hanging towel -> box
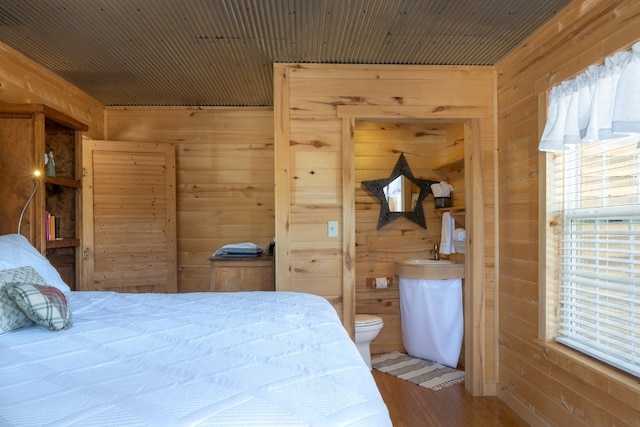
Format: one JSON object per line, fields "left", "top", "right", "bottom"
{"left": 440, "top": 212, "right": 456, "bottom": 255}
{"left": 453, "top": 228, "right": 466, "bottom": 241}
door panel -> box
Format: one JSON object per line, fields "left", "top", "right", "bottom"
{"left": 82, "top": 140, "right": 177, "bottom": 293}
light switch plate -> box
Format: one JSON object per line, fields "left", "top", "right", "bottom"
{"left": 327, "top": 221, "right": 338, "bottom": 237}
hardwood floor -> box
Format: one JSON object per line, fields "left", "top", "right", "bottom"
{"left": 372, "top": 370, "right": 529, "bottom": 426}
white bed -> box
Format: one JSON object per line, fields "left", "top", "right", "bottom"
{"left": 0, "top": 235, "right": 391, "bottom": 426}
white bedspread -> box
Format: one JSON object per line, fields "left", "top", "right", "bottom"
{"left": 0, "top": 291, "right": 390, "bottom": 427}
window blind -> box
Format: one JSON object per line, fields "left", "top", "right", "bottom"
{"left": 551, "top": 134, "right": 640, "bottom": 377}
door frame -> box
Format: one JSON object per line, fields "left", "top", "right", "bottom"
{"left": 337, "top": 106, "right": 488, "bottom": 396}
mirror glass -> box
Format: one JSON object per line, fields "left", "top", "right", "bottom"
{"left": 384, "top": 175, "right": 419, "bottom": 212}
{"left": 362, "top": 153, "right": 438, "bottom": 229}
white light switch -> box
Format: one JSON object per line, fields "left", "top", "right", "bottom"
{"left": 327, "top": 221, "right": 338, "bottom": 237}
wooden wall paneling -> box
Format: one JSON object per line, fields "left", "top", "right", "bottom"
{"left": 284, "top": 97, "right": 346, "bottom": 308}
{"left": 465, "top": 118, "right": 487, "bottom": 396}
{"left": 496, "top": 0, "right": 640, "bottom": 424}
{"left": 342, "top": 117, "right": 356, "bottom": 338}
{"left": 0, "top": 42, "right": 104, "bottom": 139}
{"left": 105, "top": 107, "right": 274, "bottom": 293}
{"left": 274, "top": 67, "right": 293, "bottom": 293}
{"left": 275, "top": 63, "right": 496, "bottom": 395}
{"left": 0, "top": 113, "right": 38, "bottom": 239}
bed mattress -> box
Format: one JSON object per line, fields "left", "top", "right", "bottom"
{"left": 0, "top": 291, "right": 390, "bottom": 426}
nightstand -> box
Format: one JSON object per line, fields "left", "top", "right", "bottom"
{"left": 209, "top": 255, "right": 275, "bottom": 292}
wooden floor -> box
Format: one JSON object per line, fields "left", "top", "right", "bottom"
{"left": 372, "top": 370, "right": 529, "bottom": 426}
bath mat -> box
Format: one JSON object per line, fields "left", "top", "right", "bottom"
{"left": 371, "top": 351, "right": 465, "bottom": 390}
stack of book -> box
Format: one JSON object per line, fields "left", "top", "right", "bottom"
{"left": 44, "top": 211, "right": 60, "bottom": 241}
{"left": 212, "top": 242, "right": 263, "bottom": 258}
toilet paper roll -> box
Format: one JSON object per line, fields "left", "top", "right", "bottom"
{"left": 375, "top": 277, "right": 388, "bottom": 289}
{"left": 453, "top": 228, "right": 466, "bottom": 241}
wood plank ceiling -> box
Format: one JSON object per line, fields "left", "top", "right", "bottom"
{"left": 0, "top": 0, "right": 572, "bottom": 106}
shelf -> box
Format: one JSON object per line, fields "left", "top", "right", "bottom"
{"left": 435, "top": 206, "right": 465, "bottom": 215}
{"left": 44, "top": 176, "right": 81, "bottom": 188}
{"left": 0, "top": 104, "right": 85, "bottom": 291}
{"left": 46, "top": 239, "right": 80, "bottom": 249}
{"left": 435, "top": 206, "right": 465, "bottom": 226}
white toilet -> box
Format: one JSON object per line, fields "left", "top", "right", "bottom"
{"left": 355, "top": 314, "right": 384, "bottom": 370}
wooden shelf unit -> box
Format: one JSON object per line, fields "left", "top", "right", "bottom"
{"left": 0, "top": 104, "right": 88, "bottom": 290}
{"left": 435, "top": 206, "right": 466, "bottom": 227}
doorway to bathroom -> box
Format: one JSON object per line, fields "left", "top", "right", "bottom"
{"left": 352, "top": 118, "right": 466, "bottom": 361}
{"left": 338, "top": 112, "right": 488, "bottom": 396}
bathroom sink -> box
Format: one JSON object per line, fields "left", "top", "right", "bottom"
{"left": 394, "top": 258, "right": 464, "bottom": 279}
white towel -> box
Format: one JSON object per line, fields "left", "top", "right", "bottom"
{"left": 439, "top": 212, "right": 456, "bottom": 255}
{"left": 453, "top": 228, "right": 466, "bottom": 241}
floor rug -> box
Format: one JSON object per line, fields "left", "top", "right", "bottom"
{"left": 371, "top": 351, "right": 465, "bottom": 390}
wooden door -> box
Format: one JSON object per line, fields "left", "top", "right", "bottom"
{"left": 82, "top": 140, "right": 177, "bottom": 293}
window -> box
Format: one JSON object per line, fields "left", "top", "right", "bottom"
{"left": 546, "top": 134, "right": 640, "bottom": 377}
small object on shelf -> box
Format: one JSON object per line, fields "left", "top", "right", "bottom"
{"left": 45, "top": 211, "right": 60, "bottom": 241}
{"left": 267, "top": 241, "right": 275, "bottom": 255}
{"left": 44, "top": 150, "right": 56, "bottom": 176}
{"left": 431, "top": 181, "right": 453, "bottom": 208}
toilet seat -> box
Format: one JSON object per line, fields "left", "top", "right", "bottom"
{"left": 355, "top": 314, "right": 383, "bottom": 328}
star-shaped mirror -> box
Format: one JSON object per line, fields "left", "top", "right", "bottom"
{"left": 362, "top": 153, "right": 438, "bottom": 229}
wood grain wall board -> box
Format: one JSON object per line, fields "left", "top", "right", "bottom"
{"left": 178, "top": 199, "right": 274, "bottom": 214}
{"left": 178, "top": 170, "right": 274, "bottom": 185}
{"left": 178, "top": 210, "right": 275, "bottom": 225}
{"left": 178, "top": 150, "right": 275, "bottom": 165}
{"left": 276, "top": 63, "right": 496, "bottom": 395}
{"left": 499, "top": 2, "right": 640, "bottom": 91}
{"left": 289, "top": 277, "right": 342, "bottom": 297}
{"left": 496, "top": 1, "right": 640, "bottom": 422}
{"left": 290, "top": 97, "right": 491, "bottom": 117}
{"left": 499, "top": 276, "right": 539, "bottom": 306}
{"left": 0, "top": 115, "right": 39, "bottom": 238}
{"left": 106, "top": 107, "right": 275, "bottom": 293}
{"left": 291, "top": 258, "right": 342, "bottom": 278}
{"left": 0, "top": 43, "right": 104, "bottom": 139}
{"left": 289, "top": 241, "right": 342, "bottom": 258}
{"left": 500, "top": 338, "right": 640, "bottom": 426}
{"left": 177, "top": 183, "right": 274, "bottom": 198}
{"left": 289, "top": 77, "right": 494, "bottom": 101}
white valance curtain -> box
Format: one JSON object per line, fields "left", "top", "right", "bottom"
{"left": 539, "top": 41, "right": 640, "bottom": 151}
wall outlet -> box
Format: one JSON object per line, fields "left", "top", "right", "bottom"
{"left": 327, "top": 220, "right": 338, "bottom": 237}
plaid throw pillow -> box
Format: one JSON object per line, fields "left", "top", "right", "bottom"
{"left": 0, "top": 266, "right": 45, "bottom": 333}
{"left": 5, "top": 283, "right": 72, "bottom": 331}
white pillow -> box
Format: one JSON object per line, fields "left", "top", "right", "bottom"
{"left": 0, "top": 234, "right": 71, "bottom": 293}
